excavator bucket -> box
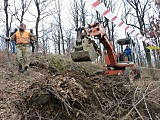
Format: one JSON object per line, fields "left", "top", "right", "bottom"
{"left": 71, "top": 38, "right": 99, "bottom": 62}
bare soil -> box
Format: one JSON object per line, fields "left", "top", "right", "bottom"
{"left": 0, "top": 51, "right": 160, "bottom": 120}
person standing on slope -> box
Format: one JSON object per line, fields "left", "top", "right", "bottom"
{"left": 7, "top": 23, "right": 36, "bottom": 74}
{"left": 10, "top": 28, "right": 18, "bottom": 53}
{"left": 123, "top": 45, "right": 131, "bottom": 61}
{"left": 30, "top": 29, "right": 37, "bottom": 53}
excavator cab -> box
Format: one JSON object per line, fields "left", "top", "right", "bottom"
{"left": 116, "top": 37, "right": 135, "bottom": 62}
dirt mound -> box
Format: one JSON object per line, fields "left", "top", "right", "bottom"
{"left": 0, "top": 54, "right": 160, "bottom": 120}
{"left": 15, "top": 70, "right": 132, "bottom": 119}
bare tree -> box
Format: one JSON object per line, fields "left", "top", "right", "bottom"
{"left": 51, "top": 25, "right": 59, "bottom": 54}
{"left": 10, "top": 0, "right": 32, "bottom": 23}
{"left": 41, "top": 21, "right": 48, "bottom": 55}
{"left": 123, "top": 0, "right": 153, "bottom": 68}
{"left": 55, "top": 0, "right": 65, "bottom": 55}
{"left": 3, "top": 0, "right": 12, "bottom": 64}
{"left": 50, "top": 23, "right": 58, "bottom": 54}
{"left": 4, "top": 0, "right": 10, "bottom": 37}
{"left": 69, "top": 0, "right": 79, "bottom": 41}
{"left": 69, "top": 0, "right": 87, "bottom": 36}
{"left": 33, "top": 0, "right": 55, "bottom": 53}
{"left": 64, "top": 28, "right": 75, "bottom": 56}
{"left": 144, "top": 16, "right": 160, "bottom": 68}
{"left": 155, "top": 0, "right": 160, "bottom": 17}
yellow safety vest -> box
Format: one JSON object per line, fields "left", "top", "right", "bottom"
{"left": 15, "top": 31, "right": 30, "bottom": 44}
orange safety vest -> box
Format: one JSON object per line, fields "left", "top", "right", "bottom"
{"left": 15, "top": 31, "right": 30, "bottom": 44}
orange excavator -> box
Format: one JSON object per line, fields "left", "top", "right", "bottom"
{"left": 70, "top": 22, "right": 142, "bottom": 82}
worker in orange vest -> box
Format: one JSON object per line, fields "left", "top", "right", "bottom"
{"left": 7, "top": 23, "right": 36, "bottom": 74}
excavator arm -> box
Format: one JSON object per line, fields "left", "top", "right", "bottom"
{"left": 71, "top": 22, "right": 118, "bottom": 66}
{"left": 99, "top": 36, "right": 117, "bottom": 66}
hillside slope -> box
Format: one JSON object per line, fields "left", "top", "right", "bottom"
{"left": 0, "top": 52, "right": 160, "bottom": 120}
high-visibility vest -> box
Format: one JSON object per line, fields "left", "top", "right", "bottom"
{"left": 15, "top": 31, "right": 30, "bottom": 44}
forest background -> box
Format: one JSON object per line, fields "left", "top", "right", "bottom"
{"left": 0, "top": 0, "right": 159, "bottom": 70}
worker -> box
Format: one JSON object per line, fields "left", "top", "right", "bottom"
{"left": 30, "top": 29, "right": 37, "bottom": 53}
{"left": 6, "top": 23, "right": 36, "bottom": 74}
{"left": 123, "top": 45, "right": 131, "bottom": 61}
{"left": 10, "top": 28, "right": 18, "bottom": 53}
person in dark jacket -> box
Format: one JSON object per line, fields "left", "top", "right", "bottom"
{"left": 10, "top": 28, "right": 18, "bottom": 53}
{"left": 30, "top": 29, "right": 37, "bottom": 53}
{"left": 123, "top": 45, "right": 131, "bottom": 61}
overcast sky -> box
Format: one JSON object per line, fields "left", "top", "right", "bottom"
{"left": 0, "top": 0, "right": 129, "bottom": 37}
{"left": 0, "top": 0, "right": 157, "bottom": 40}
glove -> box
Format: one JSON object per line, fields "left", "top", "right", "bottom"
{"left": 5, "top": 37, "right": 10, "bottom": 41}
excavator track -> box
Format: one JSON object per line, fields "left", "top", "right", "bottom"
{"left": 107, "top": 75, "right": 130, "bottom": 83}
{"left": 94, "top": 70, "right": 131, "bottom": 83}
{"left": 91, "top": 74, "right": 134, "bottom": 89}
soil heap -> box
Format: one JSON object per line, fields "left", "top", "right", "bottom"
{"left": 0, "top": 53, "right": 160, "bottom": 120}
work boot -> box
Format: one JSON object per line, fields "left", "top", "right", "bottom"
{"left": 23, "top": 66, "right": 28, "bottom": 74}
{"left": 18, "top": 65, "right": 23, "bottom": 73}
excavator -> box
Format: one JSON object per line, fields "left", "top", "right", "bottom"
{"left": 70, "top": 22, "right": 142, "bottom": 82}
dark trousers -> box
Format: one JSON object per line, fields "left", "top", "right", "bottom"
{"left": 12, "top": 40, "right": 16, "bottom": 53}
{"left": 124, "top": 54, "right": 131, "bottom": 61}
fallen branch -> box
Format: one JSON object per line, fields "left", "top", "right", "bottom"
{"left": 44, "top": 86, "right": 73, "bottom": 115}
{"left": 121, "top": 82, "right": 160, "bottom": 120}
{"left": 92, "top": 89, "right": 104, "bottom": 113}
